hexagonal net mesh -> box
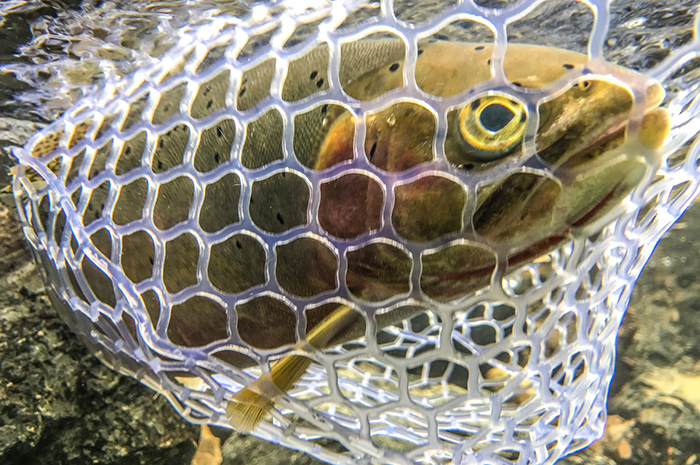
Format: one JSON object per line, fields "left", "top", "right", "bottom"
{"left": 10, "top": 1, "right": 700, "bottom": 464}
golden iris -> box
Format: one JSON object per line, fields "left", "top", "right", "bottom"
{"left": 459, "top": 94, "right": 528, "bottom": 161}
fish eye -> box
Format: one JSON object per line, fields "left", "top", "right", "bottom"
{"left": 459, "top": 94, "right": 528, "bottom": 161}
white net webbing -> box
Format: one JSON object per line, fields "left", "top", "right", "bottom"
{"left": 10, "top": 1, "right": 700, "bottom": 464}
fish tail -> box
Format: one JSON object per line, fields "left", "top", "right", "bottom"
{"left": 226, "top": 305, "right": 359, "bottom": 433}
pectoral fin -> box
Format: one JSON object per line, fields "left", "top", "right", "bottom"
{"left": 226, "top": 304, "right": 359, "bottom": 433}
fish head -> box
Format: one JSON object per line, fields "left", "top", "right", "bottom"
{"left": 463, "top": 58, "right": 670, "bottom": 250}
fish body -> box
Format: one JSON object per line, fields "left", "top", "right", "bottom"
{"left": 13, "top": 39, "right": 670, "bottom": 433}
{"left": 219, "top": 41, "right": 670, "bottom": 430}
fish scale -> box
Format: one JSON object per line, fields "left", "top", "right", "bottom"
{"left": 8, "top": 1, "right": 700, "bottom": 464}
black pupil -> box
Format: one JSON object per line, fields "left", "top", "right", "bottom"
{"left": 479, "top": 103, "right": 515, "bottom": 132}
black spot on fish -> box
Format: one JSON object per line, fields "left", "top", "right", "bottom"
{"left": 471, "top": 99, "right": 481, "bottom": 110}
{"left": 460, "top": 163, "right": 475, "bottom": 170}
{"left": 513, "top": 82, "right": 523, "bottom": 87}
{"left": 149, "top": 257, "right": 154, "bottom": 265}
{"left": 369, "top": 141, "right": 377, "bottom": 161}
{"left": 475, "top": 46, "right": 485, "bottom": 51}
{"left": 214, "top": 152, "right": 221, "bottom": 163}
{"left": 316, "top": 78, "right": 324, "bottom": 88}
{"left": 207, "top": 100, "right": 213, "bottom": 109}
{"left": 217, "top": 126, "right": 224, "bottom": 138}
{"left": 321, "top": 104, "right": 329, "bottom": 114}
{"left": 310, "top": 70, "right": 318, "bottom": 79}
{"left": 389, "top": 63, "right": 399, "bottom": 72}
{"left": 487, "top": 59, "right": 491, "bottom": 66}
{"left": 276, "top": 213, "right": 285, "bottom": 225}
{"left": 125, "top": 146, "right": 131, "bottom": 155}
{"left": 158, "top": 161, "right": 163, "bottom": 170}
{"left": 239, "top": 87, "right": 246, "bottom": 97}
{"left": 418, "top": 49, "right": 424, "bottom": 55}
{"left": 158, "top": 139, "right": 164, "bottom": 149}
{"left": 236, "top": 240, "right": 242, "bottom": 249}
{"left": 563, "top": 63, "right": 575, "bottom": 70}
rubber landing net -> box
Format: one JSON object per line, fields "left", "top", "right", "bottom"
{"left": 10, "top": 1, "right": 700, "bottom": 464}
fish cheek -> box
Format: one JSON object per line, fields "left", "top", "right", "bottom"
{"left": 535, "top": 92, "right": 587, "bottom": 166}
{"left": 445, "top": 108, "right": 472, "bottom": 167}
{"left": 473, "top": 173, "right": 561, "bottom": 244}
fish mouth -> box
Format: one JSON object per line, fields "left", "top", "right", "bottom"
{"left": 569, "top": 182, "right": 622, "bottom": 229}
{"left": 504, "top": 118, "right": 654, "bottom": 267}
